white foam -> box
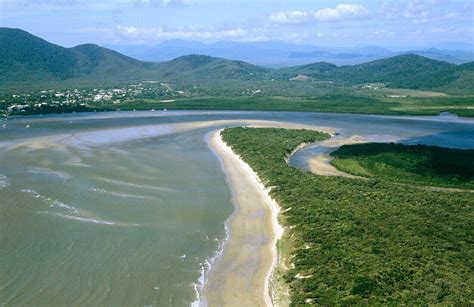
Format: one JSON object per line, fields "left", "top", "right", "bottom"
{"left": 0, "top": 174, "right": 8, "bottom": 189}
{"left": 28, "top": 167, "right": 72, "bottom": 180}
{"left": 96, "top": 177, "right": 177, "bottom": 192}
{"left": 91, "top": 187, "right": 162, "bottom": 201}
{"left": 54, "top": 213, "right": 119, "bottom": 225}
{"left": 191, "top": 215, "right": 232, "bottom": 307}
{"left": 21, "top": 188, "right": 143, "bottom": 226}
{"left": 21, "top": 189, "right": 79, "bottom": 213}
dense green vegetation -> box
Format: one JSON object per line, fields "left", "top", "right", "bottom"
{"left": 1, "top": 27, "right": 473, "bottom": 118}
{"left": 83, "top": 94, "right": 473, "bottom": 117}
{"left": 5, "top": 89, "right": 474, "bottom": 117}
{"left": 221, "top": 127, "right": 473, "bottom": 304}
{"left": 331, "top": 143, "right": 474, "bottom": 189}
{"left": 1, "top": 28, "right": 474, "bottom": 95}
{"left": 0, "top": 28, "right": 156, "bottom": 87}
{"left": 140, "top": 95, "right": 474, "bottom": 116}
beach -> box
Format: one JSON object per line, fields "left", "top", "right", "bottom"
{"left": 204, "top": 129, "right": 284, "bottom": 306}
{"left": 3, "top": 111, "right": 472, "bottom": 305}
{"left": 308, "top": 135, "right": 366, "bottom": 177}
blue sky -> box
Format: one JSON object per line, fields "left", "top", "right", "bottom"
{"left": 0, "top": 0, "right": 472, "bottom": 49}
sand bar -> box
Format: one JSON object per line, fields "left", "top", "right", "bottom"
{"left": 204, "top": 130, "right": 284, "bottom": 306}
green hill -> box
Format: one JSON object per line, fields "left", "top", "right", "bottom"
{"left": 156, "top": 54, "right": 271, "bottom": 81}
{"left": 330, "top": 54, "right": 459, "bottom": 89}
{"left": 0, "top": 28, "right": 472, "bottom": 94}
{"left": 441, "top": 61, "right": 474, "bottom": 94}
{"left": 276, "top": 54, "right": 468, "bottom": 91}
{"left": 276, "top": 62, "right": 337, "bottom": 79}
{"left": 0, "top": 28, "right": 158, "bottom": 86}
{"left": 0, "top": 28, "right": 79, "bottom": 81}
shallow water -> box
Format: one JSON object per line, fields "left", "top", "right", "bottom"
{"left": 1, "top": 110, "right": 473, "bottom": 305}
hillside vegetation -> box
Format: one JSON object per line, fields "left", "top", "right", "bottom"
{"left": 221, "top": 127, "right": 473, "bottom": 305}
{"left": 1, "top": 28, "right": 473, "bottom": 94}
{"left": 0, "top": 28, "right": 156, "bottom": 85}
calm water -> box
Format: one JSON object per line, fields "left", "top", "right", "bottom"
{"left": 1, "top": 111, "right": 473, "bottom": 305}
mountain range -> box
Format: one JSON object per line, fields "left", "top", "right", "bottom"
{"left": 1, "top": 27, "right": 473, "bottom": 94}
{"left": 106, "top": 39, "right": 474, "bottom": 67}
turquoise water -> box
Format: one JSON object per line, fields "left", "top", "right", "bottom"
{"left": 1, "top": 111, "right": 473, "bottom": 305}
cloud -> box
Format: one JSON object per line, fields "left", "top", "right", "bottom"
{"left": 117, "top": 25, "right": 249, "bottom": 41}
{"left": 18, "top": 0, "right": 79, "bottom": 9}
{"left": 270, "top": 4, "right": 369, "bottom": 24}
{"left": 134, "top": 0, "right": 191, "bottom": 7}
{"left": 314, "top": 3, "right": 369, "bottom": 21}
{"left": 270, "top": 11, "right": 310, "bottom": 24}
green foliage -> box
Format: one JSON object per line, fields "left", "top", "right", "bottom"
{"left": 0, "top": 28, "right": 158, "bottom": 87}
{"left": 118, "top": 95, "right": 474, "bottom": 117}
{"left": 331, "top": 143, "right": 474, "bottom": 189}
{"left": 328, "top": 54, "right": 460, "bottom": 90}
{"left": 1, "top": 28, "right": 473, "bottom": 118}
{"left": 222, "top": 127, "right": 473, "bottom": 304}
{"left": 1, "top": 28, "right": 474, "bottom": 95}
{"left": 156, "top": 55, "right": 272, "bottom": 81}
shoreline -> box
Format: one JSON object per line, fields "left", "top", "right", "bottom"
{"left": 203, "top": 129, "right": 285, "bottom": 306}
{"left": 307, "top": 135, "right": 366, "bottom": 177}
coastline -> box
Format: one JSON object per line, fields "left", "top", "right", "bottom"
{"left": 307, "top": 135, "right": 366, "bottom": 177}
{"left": 204, "top": 129, "right": 285, "bottom": 306}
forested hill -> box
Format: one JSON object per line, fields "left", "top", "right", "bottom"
{"left": 0, "top": 28, "right": 156, "bottom": 84}
{"left": 1, "top": 27, "right": 473, "bottom": 93}
{"left": 155, "top": 54, "right": 272, "bottom": 81}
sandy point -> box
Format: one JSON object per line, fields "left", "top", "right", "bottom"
{"left": 203, "top": 129, "right": 285, "bottom": 307}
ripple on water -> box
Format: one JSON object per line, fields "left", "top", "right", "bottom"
{"left": 95, "top": 177, "right": 177, "bottom": 192}
{"left": 90, "top": 187, "right": 162, "bottom": 201}
{"left": 28, "top": 167, "right": 72, "bottom": 180}
{"left": 0, "top": 174, "right": 8, "bottom": 189}
{"left": 20, "top": 188, "right": 139, "bottom": 227}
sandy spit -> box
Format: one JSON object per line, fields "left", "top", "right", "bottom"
{"left": 204, "top": 129, "right": 285, "bottom": 306}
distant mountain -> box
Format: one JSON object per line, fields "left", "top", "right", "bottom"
{"left": 0, "top": 28, "right": 157, "bottom": 86}
{"left": 0, "top": 28, "right": 269, "bottom": 87}
{"left": 328, "top": 54, "right": 460, "bottom": 89}
{"left": 156, "top": 55, "right": 271, "bottom": 80}
{"left": 275, "top": 54, "right": 469, "bottom": 90}
{"left": 105, "top": 40, "right": 473, "bottom": 67}
{"left": 277, "top": 62, "right": 338, "bottom": 80}
{"left": 1, "top": 28, "right": 472, "bottom": 93}
{"left": 433, "top": 42, "right": 473, "bottom": 52}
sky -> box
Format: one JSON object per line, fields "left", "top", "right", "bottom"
{"left": 0, "top": 0, "right": 472, "bottom": 49}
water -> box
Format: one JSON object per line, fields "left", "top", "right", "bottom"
{"left": 1, "top": 110, "right": 473, "bottom": 305}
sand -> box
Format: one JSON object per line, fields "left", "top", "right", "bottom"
{"left": 204, "top": 130, "right": 284, "bottom": 307}
{"left": 202, "top": 121, "right": 334, "bottom": 306}
{"left": 5, "top": 117, "right": 336, "bottom": 306}
{"left": 308, "top": 135, "right": 366, "bottom": 177}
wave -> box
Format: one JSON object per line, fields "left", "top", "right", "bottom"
{"left": 28, "top": 167, "right": 72, "bottom": 180}
{"left": 90, "top": 187, "right": 162, "bottom": 201}
{"left": 21, "top": 188, "right": 141, "bottom": 226}
{"left": 95, "top": 177, "right": 177, "bottom": 192}
{"left": 21, "top": 189, "right": 78, "bottom": 213}
{"left": 0, "top": 174, "right": 8, "bottom": 189}
{"left": 54, "top": 213, "right": 141, "bottom": 227}
{"left": 192, "top": 221, "right": 231, "bottom": 307}
{"left": 64, "top": 156, "right": 90, "bottom": 167}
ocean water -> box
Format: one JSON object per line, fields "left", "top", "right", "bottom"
{"left": 0, "top": 126, "right": 233, "bottom": 305}
{"left": 1, "top": 110, "right": 473, "bottom": 305}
